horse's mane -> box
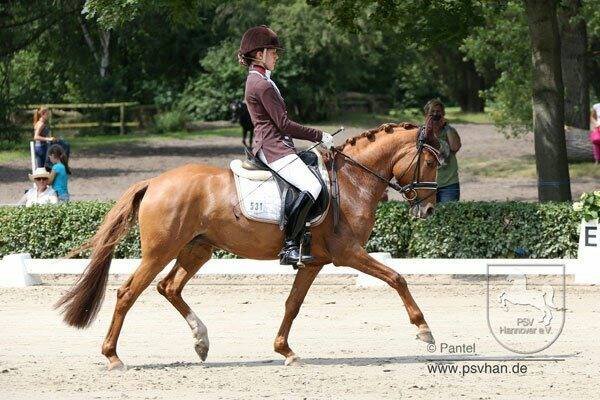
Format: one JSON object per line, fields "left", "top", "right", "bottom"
{"left": 336, "top": 122, "right": 419, "bottom": 151}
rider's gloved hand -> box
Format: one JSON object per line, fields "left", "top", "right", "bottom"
{"left": 320, "top": 131, "right": 335, "bottom": 150}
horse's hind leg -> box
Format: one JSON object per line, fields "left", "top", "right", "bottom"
{"left": 343, "top": 248, "right": 434, "bottom": 344}
{"left": 274, "top": 265, "right": 322, "bottom": 366}
{"left": 102, "top": 254, "right": 173, "bottom": 370}
{"left": 157, "top": 243, "right": 213, "bottom": 362}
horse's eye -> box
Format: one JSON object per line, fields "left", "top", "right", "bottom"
{"left": 426, "top": 160, "right": 435, "bottom": 167}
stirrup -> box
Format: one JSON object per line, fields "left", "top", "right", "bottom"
{"left": 279, "top": 244, "right": 314, "bottom": 267}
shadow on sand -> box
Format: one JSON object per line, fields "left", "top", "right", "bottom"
{"left": 129, "top": 353, "right": 577, "bottom": 370}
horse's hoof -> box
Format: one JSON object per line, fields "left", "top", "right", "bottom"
{"left": 284, "top": 355, "right": 302, "bottom": 366}
{"left": 195, "top": 342, "right": 209, "bottom": 362}
{"left": 416, "top": 324, "right": 435, "bottom": 344}
{"left": 107, "top": 360, "right": 126, "bottom": 371}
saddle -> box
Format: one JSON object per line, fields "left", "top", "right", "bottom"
{"left": 230, "top": 149, "right": 330, "bottom": 229}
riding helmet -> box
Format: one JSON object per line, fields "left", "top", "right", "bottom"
{"left": 238, "top": 25, "right": 284, "bottom": 56}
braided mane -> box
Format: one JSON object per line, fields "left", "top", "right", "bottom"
{"left": 336, "top": 122, "right": 419, "bottom": 151}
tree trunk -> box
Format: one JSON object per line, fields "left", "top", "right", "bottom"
{"left": 558, "top": 0, "right": 589, "bottom": 129}
{"left": 461, "top": 61, "right": 486, "bottom": 112}
{"left": 431, "top": 46, "right": 485, "bottom": 112}
{"left": 99, "top": 29, "right": 110, "bottom": 78}
{"left": 524, "top": 0, "right": 571, "bottom": 202}
{"left": 78, "top": 16, "right": 110, "bottom": 79}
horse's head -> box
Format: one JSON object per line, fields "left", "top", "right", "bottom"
{"left": 229, "top": 100, "right": 244, "bottom": 123}
{"left": 392, "top": 125, "right": 442, "bottom": 219}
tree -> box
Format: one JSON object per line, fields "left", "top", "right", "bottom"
{"left": 462, "top": 0, "right": 597, "bottom": 135}
{"left": 524, "top": 0, "right": 571, "bottom": 201}
{"left": 311, "top": 0, "right": 488, "bottom": 111}
{"left": 78, "top": 15, "right": 111, "bottom": 78}
{"left": 461, "top": 2, "right": 532, "bottom": 135}
{"left": 558, "top": 0, "right": 589, "bottom": 129}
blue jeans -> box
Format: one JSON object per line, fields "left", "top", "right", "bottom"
{"left": 437, "top": 182, "right": 460, "bottom": 203}
{"left": 34, "top": 143, "right": 47, "bottom": 168}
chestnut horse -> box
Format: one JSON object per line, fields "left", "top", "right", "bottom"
{"left": 56, "top": 122, "right": 440, "bottom": 370}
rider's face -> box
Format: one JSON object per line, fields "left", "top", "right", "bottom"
{"left": 259, "top": 48, "right": 278, "bottom": 71}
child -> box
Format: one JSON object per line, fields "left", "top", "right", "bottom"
{"left": 48, "top": 144, "right": 71, "bottom": 202}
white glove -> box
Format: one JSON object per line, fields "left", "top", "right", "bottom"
{"left": 320, "top": 131, "right": 334, "bottom": 150}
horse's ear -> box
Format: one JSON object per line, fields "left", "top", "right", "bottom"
{"left": 424, "top": 125, "right": 440, "bottom": 149}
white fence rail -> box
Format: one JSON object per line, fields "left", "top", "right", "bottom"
{"left": 1, "top": 252, "right": 597, "bottom": 287}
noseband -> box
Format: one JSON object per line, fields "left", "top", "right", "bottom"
{"left": 332, "top": 126, "right": 440, "bottom": 205}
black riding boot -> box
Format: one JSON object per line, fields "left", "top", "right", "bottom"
{"left": 280, "top": 191, "right": 315, "bottom": 266}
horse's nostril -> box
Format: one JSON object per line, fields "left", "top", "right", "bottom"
{"left": 425, "top": 206, "right": 434, "bottom": 216}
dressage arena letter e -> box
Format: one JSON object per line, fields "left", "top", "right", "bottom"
{"left": 585, "top": 226, "right": 598, "bottom": 247}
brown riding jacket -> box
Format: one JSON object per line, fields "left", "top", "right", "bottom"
{"left": 244, "top": 66, "right": 322, "bottom": 163}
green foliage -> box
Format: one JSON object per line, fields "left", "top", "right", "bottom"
{"left": 268, "top": 1, "right": 348, "bottom": 120}
{"left": 407, "top": 201, "right": 579, "bottom": 258}
{"left": 365, "top": 202, "right": 412, "bottom": 255}
{"left": 394, "top": 55, "right": 446, "bottom": 110}
{"left": 178, "top": 40, "right": 246, "bottom": 121}
{"left": 314, "top": 0, "right": 483, "bottom": 47}
{"left": 153, "top": 109, "right": 190, "bottom": 133}
{"left": 0, "top": 202, "right": 138, "bottom": 258}
{"left": 367, "top": 201, "right": 579, "bottom": 258}
{"left": 573, "top": 191, "right": 600, "bottom": 222}
{"left": 82, "top": 0, "right": 216, "bottom": 29}
{"left": 0, "top": 201, "right": 580, "bottom": 260}
{"left": 2, "top": 0, "right": 598, "bottom": 130}
{"left": 461, "top": 2, "right": 532, "bottom": 136}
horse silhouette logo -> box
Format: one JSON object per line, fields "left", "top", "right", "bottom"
{"left": 499, "top": 275, "right": 557, "bottom": 326}
{"left": 487, "top": 264, "right": 565, "bottom": 354}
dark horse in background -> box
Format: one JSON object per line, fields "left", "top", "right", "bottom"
{"left": 229, "top": 100, "right": 254, "bottom": 147}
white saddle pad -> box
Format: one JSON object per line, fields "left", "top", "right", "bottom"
{"left": 230, "top": 149, "right": 330, "bottom": 225}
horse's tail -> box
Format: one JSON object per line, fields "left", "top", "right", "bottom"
{"left": 55, "top": 180, "right": 150, "bottom": 328}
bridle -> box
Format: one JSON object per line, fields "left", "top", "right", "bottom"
{"left": 332, "top": 126, "right": 441, "bottom": 206}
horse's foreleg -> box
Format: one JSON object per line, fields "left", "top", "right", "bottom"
{"left": 157, "top": 244, "right": 213, "bottom": 362}
{"left": 274, "top": 265, "right": 322, "bottom": 366}
{"left": 102, "top": 255, "right": 172, "bottom": 370}
{"left": 344, "top": 248, "right": 434, "bottom": 344}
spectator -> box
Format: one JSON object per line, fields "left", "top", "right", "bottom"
{"left": 48, "top": 144, "right": 71, "bottom": 202}
{"left": 18, "top": 168, "right": 58, "bottom": 207}
{"left": 591, "top": 103, "right": 600, "bottom": 165}
{"left": 32, "top": 107, "right": 55, "bottom": 168}
{"left": 423, "top": 99, "right": 462, "bottom": 203}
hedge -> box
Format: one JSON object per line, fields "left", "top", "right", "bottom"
{"left": 0, "top": 200, "right": 581, "bottom": 259}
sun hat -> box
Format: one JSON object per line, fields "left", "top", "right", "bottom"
{"left": 28, "top": 167, "right": 51, "bottom": 181}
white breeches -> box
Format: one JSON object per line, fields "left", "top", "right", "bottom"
{"left": 258, "top": 150, "right": 322, "bottom": 200}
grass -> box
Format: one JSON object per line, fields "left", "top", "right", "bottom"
{"left": 0, "top": 127, "right": 240, "bottom": 163}
{"left": 319, "top": 107, "right": 492, "bottom": 131}
{"left": 460, "top": 156, "right": 600, "bottom": 180}
{"left": 0, "top": 108, "right": 491, "bottom": 163}
{"left": 0, "top": 149, "right": 29, "bottom": 164}
{"left": 3, "top": 109, "right": 597, "bottom": 183}
{"left": 460, "top": 156, "right": 538, "bottom": 179}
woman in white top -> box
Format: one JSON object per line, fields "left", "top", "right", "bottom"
{"left": 18, "top": 168, "right": 58, "bottom": 207}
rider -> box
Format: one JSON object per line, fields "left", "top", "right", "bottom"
{"left": 238, "top": 25, "right": 334, "bottom": 266}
